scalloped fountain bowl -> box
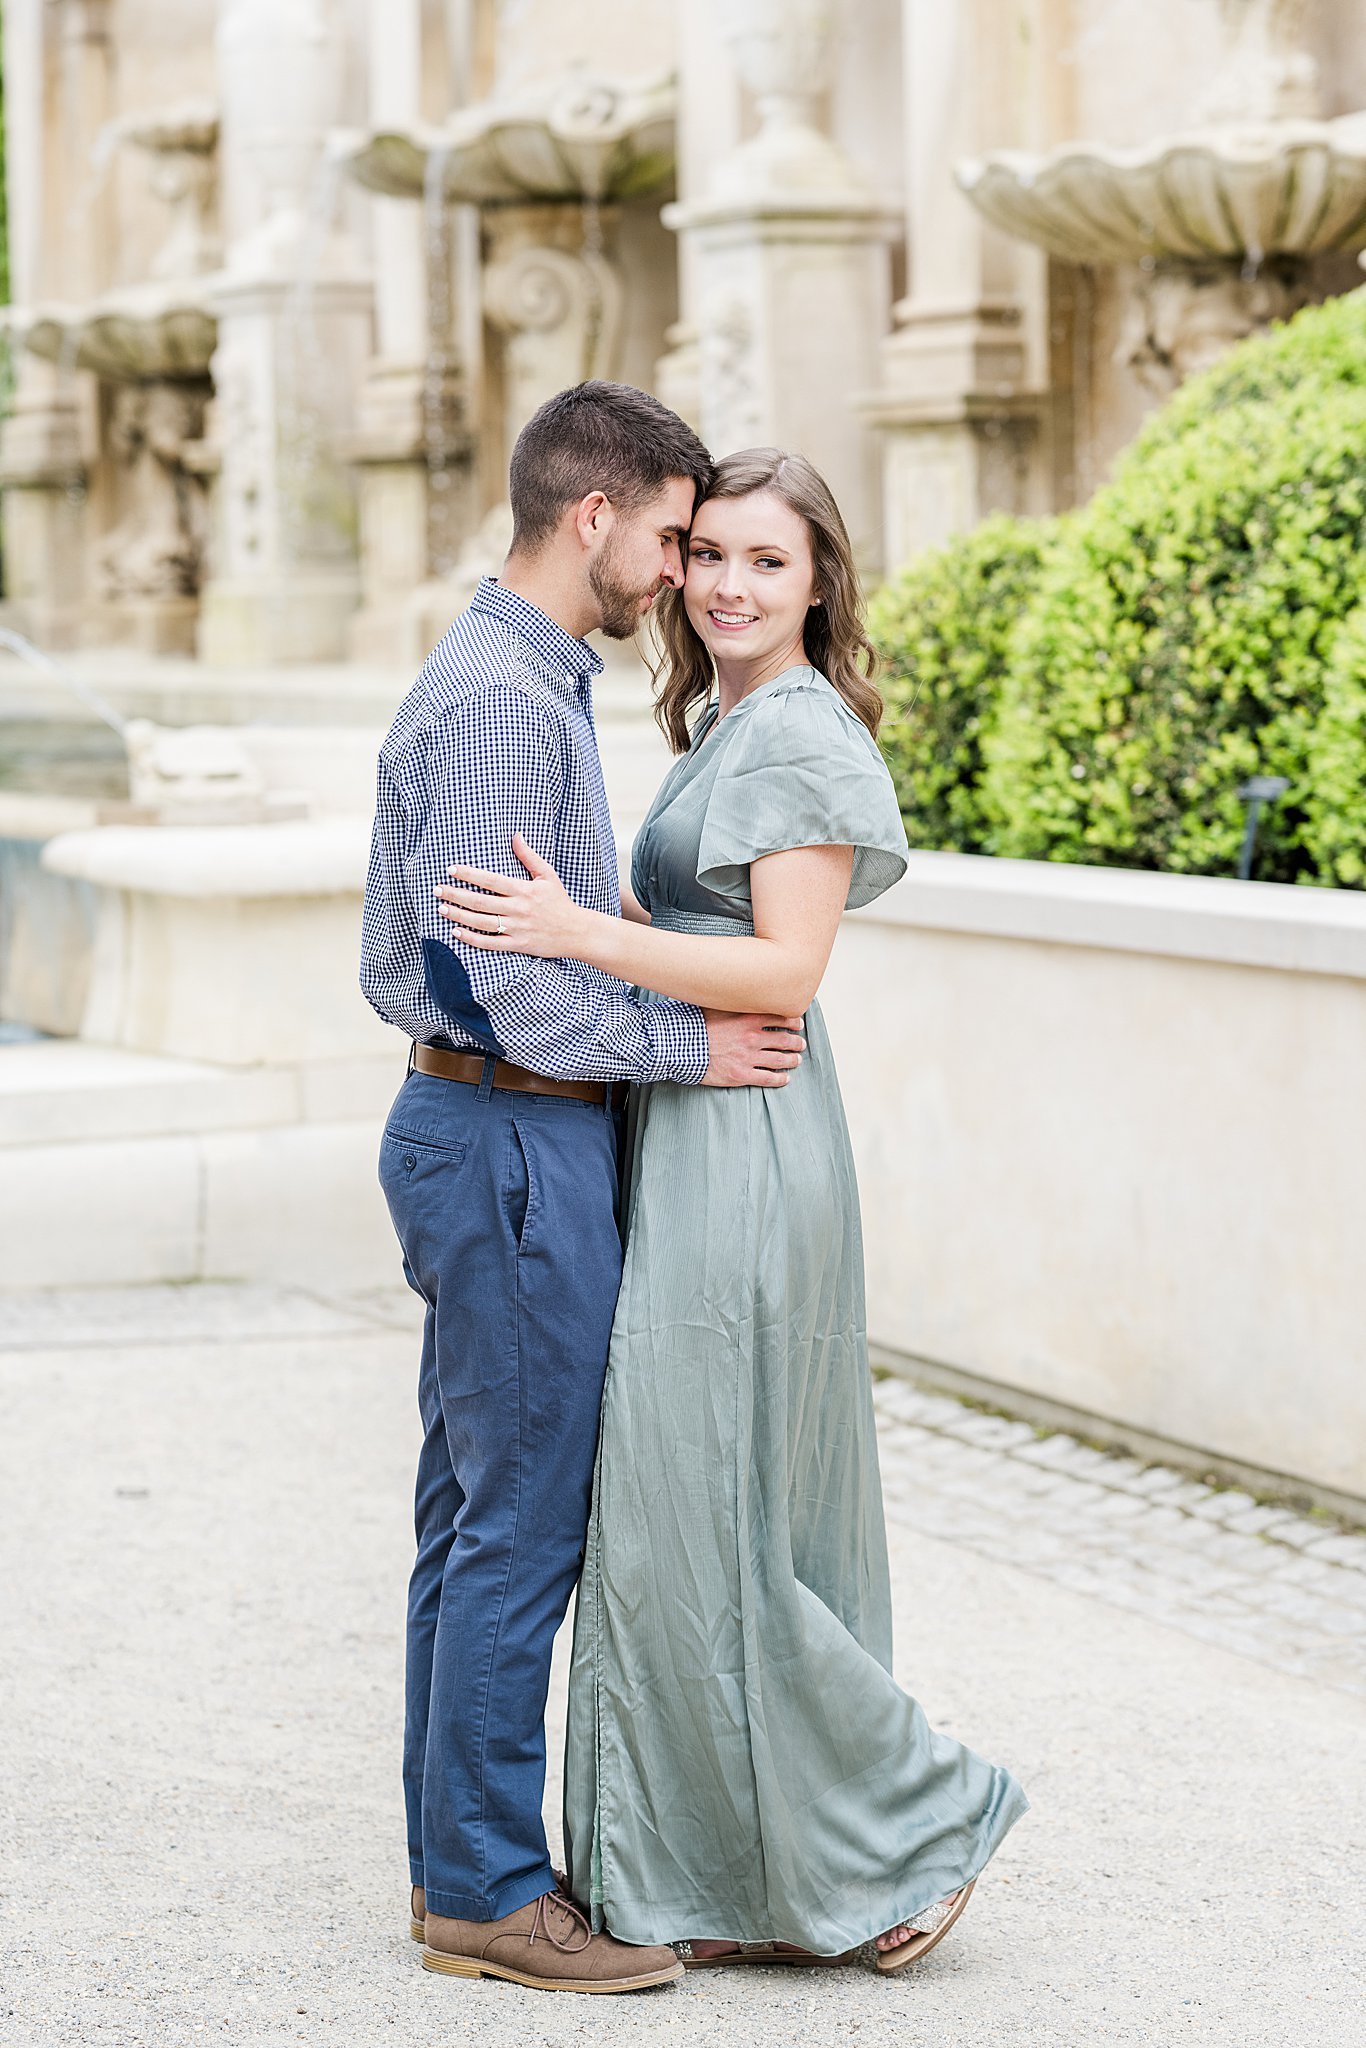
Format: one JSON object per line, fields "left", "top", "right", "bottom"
{"left": 13, "top": 282, "right": 217, "bottom": 383}
{"left": 338, "top": 68, "right": 676, "bottom": 205}
{"left": 120, "top": 96, "right": 220, "bottom": 159}
{"left": 958, "top": 111, "right": 1366, "bottom": 265}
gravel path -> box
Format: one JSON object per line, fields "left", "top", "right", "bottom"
{"left": 1, "top": 1283, "right": 1363, "bottom": 2047}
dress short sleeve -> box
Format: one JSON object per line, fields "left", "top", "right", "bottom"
{"left": 696, "top": 673, "right": 909, "bottom": 912}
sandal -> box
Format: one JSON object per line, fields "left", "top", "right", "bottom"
{"left": 875, "top": 1880, "right": 976, "bottom": 1973}
{"left": 676, "top": 1938, "right": 853, "bottom": 1970}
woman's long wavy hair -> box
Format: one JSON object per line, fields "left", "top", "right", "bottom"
{"left": 648, "top": 447, "right": 884, "bottom": 755}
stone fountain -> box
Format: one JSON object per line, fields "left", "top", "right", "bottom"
{"left": 6, "top": 101, "right": 222, "bottom": 651}
{"left": 957, "top": 0, "right": 1366, "bottom": 391}
{"left": 16, "top": 99, "right": 221, "bottom": 385}
{"left": 342, "top": 67, "right": 676, "bottom": 208}
{"left": 336, "top": 67, "right": 678, "bottom": 614}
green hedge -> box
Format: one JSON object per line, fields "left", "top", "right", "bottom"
{"left": 872, "top": 289, "right": 1366, "bottom": 886}
{"left": 870, "top": 515, "right": 1053, "bottom": 855}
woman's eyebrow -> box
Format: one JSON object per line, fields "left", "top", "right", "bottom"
{"left": 687, "top": 532, "right": 791, "bottom": 555}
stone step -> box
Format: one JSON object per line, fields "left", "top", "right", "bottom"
{"left": 0, "top": 1039, "right": 399, "bottom": 1148}
{"left": 0, "top": 1041, "right": 400, "bottom": 1291}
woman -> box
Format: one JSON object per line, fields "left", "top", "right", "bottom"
{"left": 436, "top": 449, "right": 1027, "bottom": 1967}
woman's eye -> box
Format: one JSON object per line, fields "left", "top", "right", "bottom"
{"left": 756, "top": 556, "right": 784, "bottom": 570}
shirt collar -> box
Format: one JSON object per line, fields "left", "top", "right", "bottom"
{"left": 470, "top": 576, "right": 604, "bottom": 695}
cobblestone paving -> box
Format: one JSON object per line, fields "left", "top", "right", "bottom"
{"left": 872, "top": 1375, "right": 1366, "bottom": 1699}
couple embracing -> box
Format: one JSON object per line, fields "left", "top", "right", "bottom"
{"left": 360, "top": 380, "right": 1027, "bottom": 1994}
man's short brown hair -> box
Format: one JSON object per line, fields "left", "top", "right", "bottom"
{"left": 508, "top": 381, "right": 713, "bottom": 553}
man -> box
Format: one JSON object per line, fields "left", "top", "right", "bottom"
{"left": 360, "top": 381, "right": 804, "bottom": 1993}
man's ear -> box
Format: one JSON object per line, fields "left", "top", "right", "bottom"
{"left": 573, "top": 491, "right": 614, "bottom": 551}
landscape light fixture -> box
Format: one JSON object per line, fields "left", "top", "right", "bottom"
{"left": 1235, "top": 776, "right": 1290, "bottom": 881}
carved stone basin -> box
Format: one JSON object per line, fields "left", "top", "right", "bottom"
{"left": 14, "top": 283, "right": 217, "bottom": 384}
{"left": 119, "top": 96, "right": 220, "bottom": 159}
{"left": 958, "top": 112, "right": 1366, "bottom": 266}
{"left": 338, "top": 68, "right": 676, "bottom": 205}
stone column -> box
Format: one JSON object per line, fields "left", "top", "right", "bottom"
{"left": 0, "top": 0, "right": 98, "bottom": 647}
{"left": 868, "top": 0, "right": 1049, "bottom": 570}
{"left": 346, "top": 0, "right": 474, "bottom": 665}
{"left": 197, "top": 0, "right": 375, "bottom": 666}
{"left": 665, "top": 0, "right": 898, "bottom": 569}
{"left": 653, "top": 7, "right": 743, "bottom": 430}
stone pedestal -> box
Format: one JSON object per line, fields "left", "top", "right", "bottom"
{"left": 197, "top": 261, "right": 374, "bottom": 665}
{"left": 868, "top": 0, "right": 1049, "bottom": 571}
{"left": 345, "top": 0, "right": 475, "bottom": 667}
{"left": 671, "top": 195, "right": 896, "bottom": 564}
{"left": 0, "top": 370, "right": 88, "bottom": 649}
{"left": 872, "top": 304, "right": 1045, "bottom": 563}
{"left": 346, "top": 367, "right": 437, "bottom": 667}
{"left": 666, "top": 0, "right": 898, "bottom": 568}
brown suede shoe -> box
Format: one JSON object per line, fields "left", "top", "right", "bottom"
{"left": 422, "top": 1890, "right": 683, "bottom": 1992}
{"left": 410, "top": 1872, "right": 570, "bottom": 1942}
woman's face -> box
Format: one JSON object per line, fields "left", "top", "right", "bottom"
{"left": 682, "top": 489, "right": 816, "bottom": 678}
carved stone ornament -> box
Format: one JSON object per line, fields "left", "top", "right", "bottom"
{"left": 97, "top": 383, "right": 210, "bottom": 602}
{"left": 123, "top": 719, "right": 269, "bottom": 822}
{"left": 715, "top": 0, "right": 865, "bottom": 202}
{"left": 698, "top": 292, "right": 764, "bottom": 455}
{"left": 120, "top": 97, "right": 222, "bottom": 283}
{"left": 1194, "top": 0, "right": 1319, "bottom": 123}
{"left": 339, "top": 68, "right": 677, "bottom": 207}
{"left": 1119, "top": 257, "right": 1314, "bottom": 397}
{"left": 483, "top": 208, "right": 626, "bottom": 438}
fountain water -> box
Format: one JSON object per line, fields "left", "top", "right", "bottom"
{"left": 0, "top": 629, "right": 126, "bottom": 739}
{"left": 0, "top": 626, "right": 300, "bottom": 825}
{"left": 422, "top": 145, "right": 462, "bottom": 581}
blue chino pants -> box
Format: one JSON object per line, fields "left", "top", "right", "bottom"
{"left": 378, "top": 1061, "right": 623, "bottom": 1922}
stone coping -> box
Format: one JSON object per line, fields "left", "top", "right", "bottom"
{"left": 41, "top": 817, "right": 372, "bottom": 898}
{"left": 855, "top": 851, "right": 1366, "bottom": 981}
{"left": 34, "top": 821, "right": 1366, "bottom": 975}
{"left": 0, "top": 791, "right": 101, "bottom": 840}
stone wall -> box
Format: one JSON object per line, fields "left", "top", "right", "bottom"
{"left": 821, "top": 854, "right": 1366, "bottom": 1503}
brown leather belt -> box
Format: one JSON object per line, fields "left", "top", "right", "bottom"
{"left": 412, "top": 1041, "right": 627, "bottom": 1109}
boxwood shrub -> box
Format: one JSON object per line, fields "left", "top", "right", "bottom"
{"left": 871, "top": 289, "right": 1366, "bottom": 886}
{"left": 870, "top": 515, "right": 1054, "bottom": 853}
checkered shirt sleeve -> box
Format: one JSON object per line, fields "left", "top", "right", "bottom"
{"left": 361, "top": 679, "right": 710, "bottom": 1086}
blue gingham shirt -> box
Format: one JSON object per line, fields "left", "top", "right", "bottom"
{"left": 360, "top": 577, "right": 710, "bottom": 1084}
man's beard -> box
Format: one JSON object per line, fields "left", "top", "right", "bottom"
{"left": 588, "top": 531, "right": 659, "bottom": 641}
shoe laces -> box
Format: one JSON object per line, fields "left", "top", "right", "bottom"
{"left": 530, "top": 1888, "right": 593, "bottom": 1955}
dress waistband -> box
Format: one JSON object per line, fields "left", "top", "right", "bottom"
{"left": 649, "top": 906, "right": 755, "bottom": 936}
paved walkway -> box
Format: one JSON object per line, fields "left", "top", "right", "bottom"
{"left": 873, "top": 1378, "right": 1366, "bottom": 1699}
{"left": 1, "top": 1284, "right": 1363, "bottom": 2047}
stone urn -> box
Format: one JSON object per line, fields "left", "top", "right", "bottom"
{"left": 718, "top": 0, "right": 864, "bottom": 201}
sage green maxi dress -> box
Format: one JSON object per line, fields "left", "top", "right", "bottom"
{"left": 563, "top": 666, "right": 1027, "bottom": 1955}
